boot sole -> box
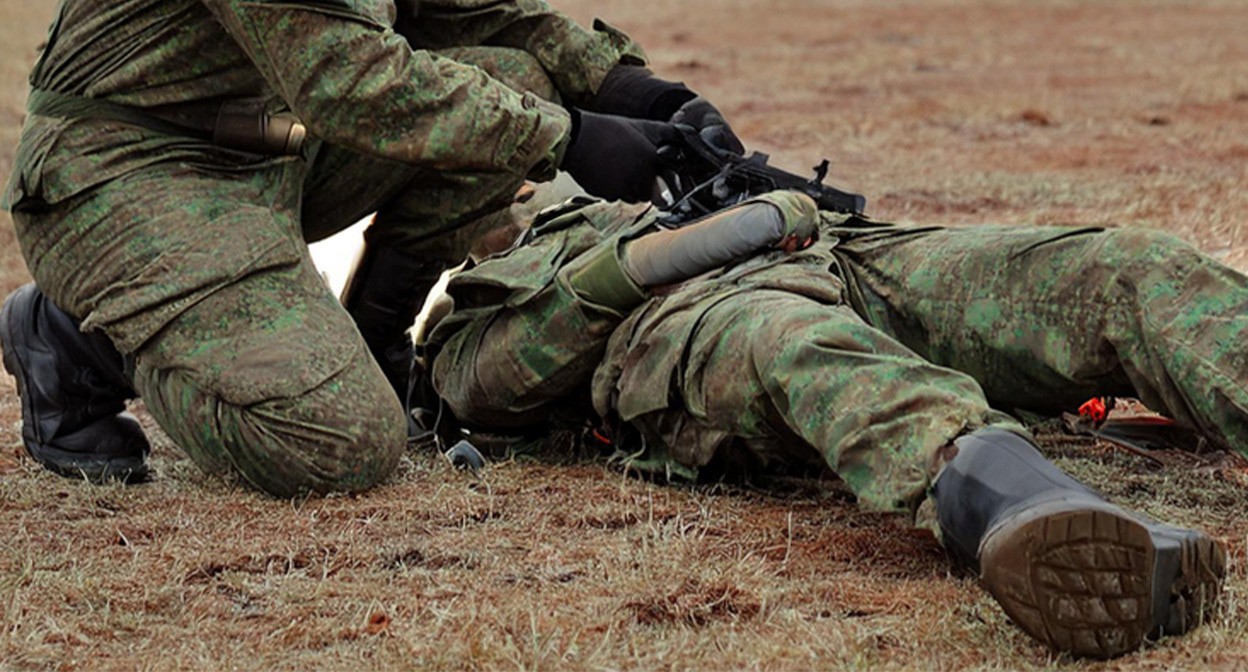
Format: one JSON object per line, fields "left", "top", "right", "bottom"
{"left": 0, "top": 286, "right": 149, "bottom": 484}
{"left": 980, "top": 500, "right": 1225, "bottom": 658}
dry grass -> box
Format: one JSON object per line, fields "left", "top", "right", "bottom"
{"left": 0, "top": 3, "right": 42, "bottom": 298}
{"left": 2, "top": 0, "right": 1248, "bottom": 669}
{"left": 3, "top": 419, "right": 1247, "bottom": 670}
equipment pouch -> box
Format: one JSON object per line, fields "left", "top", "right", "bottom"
{"left": 525, "top": 195, "right": 601, "bottom": 240}
{"left": 213, "top": 99, "right": 307, "bottom": 156}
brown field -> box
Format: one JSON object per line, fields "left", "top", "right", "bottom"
{"left": 3, "top": 1, "right": 1248, "bottom": 669}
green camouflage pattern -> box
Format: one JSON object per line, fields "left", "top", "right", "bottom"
{"left": 431, "top": 198, "right": 652, "bottom": 428}
{"left": 10, "top": 141, "right": 410, "bottom": 497}
{"left": 3, "top": 0, "right": 645, "bottom": 208}
{"left": 132, "top": 247, "right": 407, "bottom": 498}
{"left": 428, "top": 197, "right": 1248, "bottom": 512}
{"left": 3, "top": 0, "right": 642, "bottom": 496}
{"left": 837, "top": 223, "right": 1248, "bottom": 453}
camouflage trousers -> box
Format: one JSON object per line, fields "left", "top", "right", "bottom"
{"left": 11, "top": 47, "right": 556, "bottom": 497}
{"left": 432, "top": 205, "right": 1248, "bottom": 512}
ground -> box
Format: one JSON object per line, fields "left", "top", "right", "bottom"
{"left": 2, "top": 1, "right": 1248, "bottom": 669}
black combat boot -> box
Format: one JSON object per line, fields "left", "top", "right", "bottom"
{"left": 341, "top": 244, "right": 445, "bottom": 433}
{"left": 931, "top": 428, "right": 1224, "bottom": 658}
{"left": 0, "top": 284, "right": 150, "bottom": 482}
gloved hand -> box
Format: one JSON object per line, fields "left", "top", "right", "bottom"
{"left": 590, "top": 65, "right": 744, "bottom": 155}
{"left": 670, "top": 96, "right": 745, "bottom": 156}
{"left": 560, "top": 109, "right": 681, "bottom": 203}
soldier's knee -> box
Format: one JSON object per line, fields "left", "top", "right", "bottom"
{"left": 1086, "top": 227, "right": 1234, "bottom": 300}
{"left": 240, "top": 360, "right": 406, "bottom": 497}
{"left": 1095, "top": 227, "right": 1197, "bottom": 266}
{"left": 136, "top": 343, "right": 406, "bottom": 498}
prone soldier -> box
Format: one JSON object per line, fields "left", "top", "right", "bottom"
{"left": 422, "top": 190, "right": 1241, "bottom": 659}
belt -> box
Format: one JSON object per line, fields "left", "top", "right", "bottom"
{"left": 28, "top": 88, "right": 213, "bottom": 140}
{"left": 26, "top": 88, "right": 306, "bottom": 156}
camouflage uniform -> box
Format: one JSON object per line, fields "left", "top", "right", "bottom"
{"left": 1, "top": 0, "right": 642, "bottom": 496}
{"left": 429, "top": 198, "right": 1248, "bottom": 512}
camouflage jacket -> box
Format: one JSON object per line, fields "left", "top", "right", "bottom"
{"left": 427, "top": 197, "right": 870, "bottom": 476}
{"left": 4, "top": 0, "right": 643, "bottom": 209}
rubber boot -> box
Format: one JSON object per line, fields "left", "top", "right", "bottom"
{"left": 0, "top": 284, "right": 150, "bottom": 482}
{"left": 341, "top": 244, "right": 444, "bottom": 434}
{"left": 931, "top": 428, "right": 1225, "bottom": 658}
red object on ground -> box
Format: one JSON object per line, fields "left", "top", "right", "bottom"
{"left": 1079, "top": 397, "right": 1110, "bottom": 424}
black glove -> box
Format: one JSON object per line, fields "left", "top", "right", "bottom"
{"left": 670, "top": 96, "right": 745, "bottom": 156}
{"left": 590, "top": 65, "right": 744, "bottom": 155}
{"left": 590, "top": 65, "right": 696, "bottom": 119}
{"left": 560, "top": 109, "right": 681, "bottom": 203}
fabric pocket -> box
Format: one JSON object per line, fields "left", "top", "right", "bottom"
{"left": 1, "top": 117, "right": 64, "bottom": 211}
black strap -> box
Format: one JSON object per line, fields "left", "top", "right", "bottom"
{"left": 26, "top": 89, "right": 212, "bottom": 140}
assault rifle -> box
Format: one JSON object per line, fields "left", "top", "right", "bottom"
{"left": 655, "top": 124, "right": 867, "bottom": 226}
